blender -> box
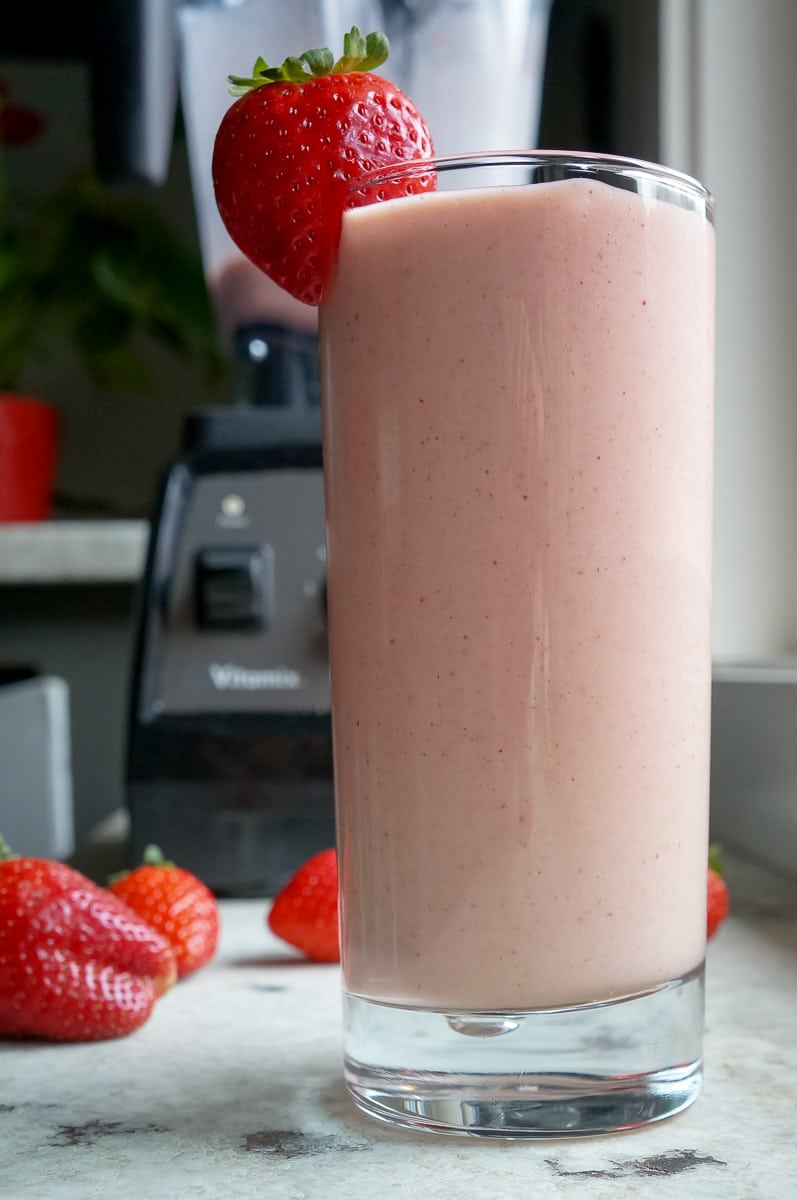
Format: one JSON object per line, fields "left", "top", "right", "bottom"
{"left": 99, "top": 0, "right": 552, "bottom": 894}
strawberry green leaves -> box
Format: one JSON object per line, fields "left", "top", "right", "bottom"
{"left": 227, "top": 26, "right": 390, "bottom": 95}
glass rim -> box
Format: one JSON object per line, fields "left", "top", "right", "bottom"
{"left": 348, "top": 149, "right": 716, "bottom": 223}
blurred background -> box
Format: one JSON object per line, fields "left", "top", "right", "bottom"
{"left": 0, "top": 0, "right": 795, "bottom": 889}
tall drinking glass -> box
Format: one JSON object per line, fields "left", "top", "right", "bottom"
{"left": 319, "top": 152, "right": 716, "bottom": 1137}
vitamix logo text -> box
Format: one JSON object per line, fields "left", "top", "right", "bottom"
{"left": 209, "top": 663, "right": 303, "bottom": 691}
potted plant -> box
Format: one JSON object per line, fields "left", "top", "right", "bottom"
{"left": 0, "top": 81, "right": 223, "bottom": 520}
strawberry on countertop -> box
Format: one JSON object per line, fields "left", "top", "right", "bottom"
{"left": 0, "top": 838, "right": 176, "bottom": 1042}
{"left": 109, "top": 846, "right": 219, "bottom": 980}
{"left": 268, "top": 844, "right": 730, "bottom": 962}
{"left": 268, "top": 848, "right": 339, "bottom": 963}
{"left": 212, "top": 25, "right": 434, "bottom": 305}
{"left": 707, "top": 845, "right": 730, "bottom": 940}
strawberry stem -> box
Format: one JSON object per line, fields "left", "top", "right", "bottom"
{"left": 708, "top": 843, "right": 725, "bottom": 877}
{"left": 143, "top": 844, "right": 175, "bottom": 869}
{"left": 108, "top": 843, "right": 175, "bottom": 886}
{"left": 0, "top": 834, "right": 16, "bottom": 862}
{"left": 228, "top": 26, "right": 389, "bottom": 96}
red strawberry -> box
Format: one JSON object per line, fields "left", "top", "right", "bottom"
{"left": 109, "top": 846, "right": 219, "bottom": 980}
{"left": 268, "top": 848, "right": 339, "bottom": 962}
{"left": 707, "top": 847, "right": 729, "bottom": 940}
{"left": 268, "top": 846, "right": 731, "bottom": 959}
{"left": 0, "top": 839, "right": 176, "bottom": 1041}
{"left": 212, "top": 25, "right": 434, "bottom": 305}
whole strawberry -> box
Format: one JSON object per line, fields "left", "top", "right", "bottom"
{"left": 707, "top": 846, "right": 730, "bottom": 940}
{"left": 0, "top": 839, "right": 176, "bottom": 1041}
{"left": 109, "top": 846, "right": 219, "bottom": 980}
{"left": 212, "top": 26, "right": 434, "bottom": 305}
{"left": 268, "top": 847, "right": 339, "bottom": 962}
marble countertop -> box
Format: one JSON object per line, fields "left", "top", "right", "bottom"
{"left": 0, "top": 521, "right": 148, "bottom": 584}
{"left": 2, "top": 854, "right": 796, "bottom": 1200}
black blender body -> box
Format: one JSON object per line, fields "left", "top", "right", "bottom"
{"left": 127, "top": 330, "right": 334, "bottom": 897}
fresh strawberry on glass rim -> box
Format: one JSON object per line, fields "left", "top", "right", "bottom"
{"left": 212, "top": 25, "right": 434, "bottom": 305}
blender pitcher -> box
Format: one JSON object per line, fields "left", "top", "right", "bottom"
{"left": 177, "top": 0, "right": 553, "bottom": 351}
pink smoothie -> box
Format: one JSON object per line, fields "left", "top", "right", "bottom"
{"left": 320, "top": 172, "right": 715, "bottom": 1011}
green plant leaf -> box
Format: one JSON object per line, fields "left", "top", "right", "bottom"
{"left": 0, "top": 168, "right": 226, "bottom": 393}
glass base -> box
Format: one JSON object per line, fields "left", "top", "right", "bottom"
{"left": 343, "top": 964, "right": 704, "bottom": 1138}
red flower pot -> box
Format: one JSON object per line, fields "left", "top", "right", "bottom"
{"left": 0, "top": 395, "right": 59, "bottom": 521}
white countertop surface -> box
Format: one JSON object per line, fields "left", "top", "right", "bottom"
{"left": 2, "top": 854, "right": 796, "bottom": 1200}
{"left": 0, "top": 520, "right": 148, "bottom": 584}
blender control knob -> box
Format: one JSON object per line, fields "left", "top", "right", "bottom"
{"left": 194, "top": 545, "right": 274, "bottom": 632}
